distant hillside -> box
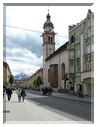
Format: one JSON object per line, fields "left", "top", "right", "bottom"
{"left": 14, "top": 72, "right": 30, "bottom": 81}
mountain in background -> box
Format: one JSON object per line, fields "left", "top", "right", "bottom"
{"left": 14, "top": 72, "right": 30, "bottom": 81}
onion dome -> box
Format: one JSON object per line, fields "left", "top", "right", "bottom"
{"left": 43, "top": 12, "right": 54, "bottom": 27}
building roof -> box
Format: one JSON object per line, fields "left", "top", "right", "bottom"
{"left": 3, "top": 61, "right": 11, "bottom": 74}
{"left": 69, "top": 9, "right": 94, "bottom": 33}
{"left": 45, "top": 41, "right": 69, "bottom": 61}
{"left": 3, "top": 61, "right": 7, "bottom": 67}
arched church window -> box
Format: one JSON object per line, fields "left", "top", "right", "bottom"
{"left": 61, "top": 63, "right": 65, "bottom": 80}
{"left": 51, "top": 37, "right": 52, "bottom": 42}
{"left": 48, "top": 37, "right": 50, "bottom": 42}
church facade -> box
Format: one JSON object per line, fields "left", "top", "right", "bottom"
{"left": 41, "top": 11, "right": 69, "bottom": 92}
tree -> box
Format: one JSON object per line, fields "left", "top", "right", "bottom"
{"left": 36, "top": 76, "right": 41, "bottom": 89}
{"left": 4, "top": 81, "right": 6, "bottom": 85}
{"left": 9, "top": 74, "right": 14, "bottom": 87}
{"left": 33, "top": 79, "right": 37, "bottom": 88}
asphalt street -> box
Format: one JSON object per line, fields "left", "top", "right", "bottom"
{"left": 25, "top": 90, "right": 93, "bottom": 122}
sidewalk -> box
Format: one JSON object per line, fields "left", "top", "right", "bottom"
{"left": 31, "top": 90, "right": 94, "bottom": 103}
{"left": 3, "top": 91, "right": 92, "bottom": 124}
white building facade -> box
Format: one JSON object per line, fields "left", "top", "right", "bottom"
{"left": 41, "top": 11, "right": 69, "bottom": 92}
{"left": 45, "top": 43, "right": 69, "bottom": 92}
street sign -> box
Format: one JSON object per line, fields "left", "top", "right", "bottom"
{"left": 68, "top": 82, "right": 72, "bottom": 84}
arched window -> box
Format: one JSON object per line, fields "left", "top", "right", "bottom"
{"left": 61, "top": 63, "right": 65, "bottom": 80}
{"left": 71, "top": 35, "right": 75, "bottom": 44}
{"left": 48, "top": 37, "right": 50, "bottom": 42}
{"left": 51, "top": 37, "right": 52, "bottom": 42}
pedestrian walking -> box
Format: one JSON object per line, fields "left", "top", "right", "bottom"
{"left": 3, "top": 88, "right": 5, "bottom": 99}
{"left": 17, "top": 88, "right": 21, "bottom": 102}
{"left": 21, "top": 88, "right": 26, "bottom": 102}
{"left": 80, "top": 91, "right": 84, "bottom": 97}
{"left": 77, "top": 89, "right": 82, "bottom": 98}
{"left": 6, "top": 86, "right": 12, "bottom": 101}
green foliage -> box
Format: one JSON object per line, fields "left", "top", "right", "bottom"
{"left": 36, "top": 76, "right": 41, "bottom": 89}
{"left": 33, "top": 79, "right": 37, "bottom": 88}
{"left": 9, "top": 75, "right": 14, "bottom": 85}
{"left": 4, "top": 81, "right": 6, "bottom": 85}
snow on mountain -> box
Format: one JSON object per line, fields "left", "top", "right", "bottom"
{"left": 14, "top": 73, "right": 30, "bottom": 81}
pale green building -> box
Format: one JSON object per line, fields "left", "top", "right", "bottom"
{"left": 67, "top": 9, "right": 94, "bottom": 96}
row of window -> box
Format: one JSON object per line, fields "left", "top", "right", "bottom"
{"left": 71, "top": 26, "right": 94, "bottom": 45}
{"left": 86, "top": 43, "right": 94, "bottom": 54}
{"left": 69, "top": 64, "right": 80, "bottom": 73}
{"left": 69, "top": 61, "right": 94, "bottom": 73}
{"left": 43, "top": 36, "right": 53, "bottom": 43}
{"left": 48, "top": 37, "right": 53, "bottom": 42}
{"left": 69, "top": 43, "right": 94, "bottom": 59}
{"left": 75, "top": 26, "right": 94, "bottom": 43}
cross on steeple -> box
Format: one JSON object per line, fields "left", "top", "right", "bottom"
{"left": 48, "top": 6, "right": 49, "bottom": 13}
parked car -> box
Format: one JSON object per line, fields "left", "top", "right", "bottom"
{"left": 42, "top": 87, "right": 53, "bottom": 95}
{"left": 11, "top": 88, "right": 14, "bottom": 91}
{"left": 32, "top": 88, "right": 35, "bottom": 90}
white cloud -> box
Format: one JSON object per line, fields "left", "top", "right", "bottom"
{"left": 5, "top": 5, "right": 94, "bottom": 76}
{"left": 6, "top": 47, "right": 43, "bottom": 76}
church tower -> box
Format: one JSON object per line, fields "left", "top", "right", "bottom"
{"left": 41, "top": 10, "right": 57, "bottom": 87}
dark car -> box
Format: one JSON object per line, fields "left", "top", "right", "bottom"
{"left": 42, "top": 87, "right": 53, "bottom": 95}
{"left": 11, "top": 88, "right": 14, "bottom": 91}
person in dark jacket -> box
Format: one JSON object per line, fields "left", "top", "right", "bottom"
{"left": 21, "top": 88, "right": 26, "bottom": 102}
{"left": 6, "top": 87, "right": 12, "bottom": 101}
{"left": 3, "top": 89, "right": 5, "bottom": 99}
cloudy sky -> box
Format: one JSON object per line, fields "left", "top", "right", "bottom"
{"left": 4, "top": 4, "right": 94, "bottom": 76}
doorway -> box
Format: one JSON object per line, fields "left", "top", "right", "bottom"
{"left": 79, "top": 84, "right": 82, "bottom": 91}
